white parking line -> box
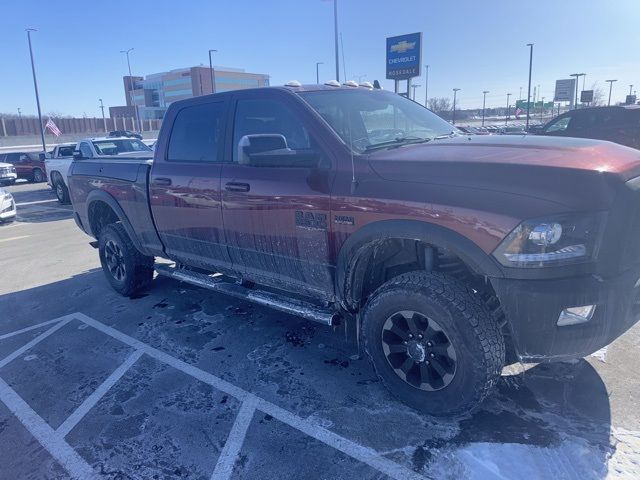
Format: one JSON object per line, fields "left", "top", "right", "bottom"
{"left": 0, "top": 317, "right": 70, "bottom": 341}
{"left": 0, "top": 313, "right": 427, "bottom": 480}
{"left": 211, "top": 396, "right": 258, "bottom": 480}
{"left": 0, "top": 235, "right": 30, "bottom": 243}
{"left": 55, "top": 350, "right": 143, "bottom": 438}
{"left": 0, "top": 376, "right": 98, "bottom": 480}
{"left": 0, "top": 317, "right": 73, "bottom": 369}
{"left": 16, "top": 199, "right": 59, "bottom": 206}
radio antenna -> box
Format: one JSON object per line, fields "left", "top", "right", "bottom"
{"left": 346, "top": 108, "right": 358, "bottom": 193}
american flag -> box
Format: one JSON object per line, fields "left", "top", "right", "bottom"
{"left": 45, "top": 118, "right": 62, "bottom": 136}
{"left": 514, "top": 107, "right": 523, "bottom": 119}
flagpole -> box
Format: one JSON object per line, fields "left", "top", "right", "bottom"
{"left": 26, "top": 28, "right": 46, "bottom": 153}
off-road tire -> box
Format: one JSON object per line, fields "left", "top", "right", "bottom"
{"left": 53, "top": 174, "right": 70, "bottom": 204}
{"left": 32, "top": 168, "right": 45, "bottom": 183}
{"left": 98, "top": 223, "right": 154, "bottom": 297}
{"left": 362, "top": 272, "right": 505, "bottom": 416}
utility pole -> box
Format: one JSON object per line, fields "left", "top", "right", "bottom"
{"left": 17, "top": 108, "right": 22, "bottom": 120}
{"left": 99, "top": 99, "right": 107, "bottom": 132}
{"left": 208, "top": 49, "right": 217, "bottom": 94}
{"left": 26, "top": 29, "right": 46, "bottom": 153}
{"left": 526, "top": 43, "right": 533, "bottom": 130}
{"left": 540, "top": 97, "right": 545, "bottom": 122}
{"left": 120, "top": 48, "right": 141, "bottom": 132}
{"left": 452, "top": 88, "right": 460, "bottom": 125}
{"left": 333, "top": 0, "right": 340, "bottom": 82}
{"left": 411, "top": 84, "right": 421, "bottom": 101}
{"left": 630, "top": 84, "right": 634, "bottom": 95}
{"left": 482, "top": 91, "right": 489, "bottom": 127}
{"left": 505, "top": 93, "right": 511, "bottom": 125}
{"left": 606, "top": 79, "right": 617, "bottom": 106}
{"left": 316, "top": 62, "right": 323, "bottom": 84}
{"left": 424, "top": 65, "right": 430, "bottom": 107}
{"left": 519, "top": 86, "right": 522, "bottom": 101}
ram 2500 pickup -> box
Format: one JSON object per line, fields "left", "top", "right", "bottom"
{"left": 68, "top": 83, "right": 640, "bottom": 416}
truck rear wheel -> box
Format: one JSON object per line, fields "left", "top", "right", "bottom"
{"left": 362, "top": 272, "right": 504, "bottom": 416}
{"left": 53, "top": 174, "right": 70, "bottom": 204}
{"left": 98, "top": 223, "right": 154, "bottom": 297}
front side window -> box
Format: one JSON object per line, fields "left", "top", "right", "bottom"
{"left": 167, "top": 102, "right": 226, "bottom": 162}
{"left": 299, "top": 90, "right": 454, "bottom": 153}
{"left": 545, "top": 116, "right": 571, "bottom": 133}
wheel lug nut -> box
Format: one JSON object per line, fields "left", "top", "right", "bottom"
{"left": 418, "top": 334, "right": 423, "bottom": 339}
{"left": 403, "top": 341, "right": 408, "bottom": 345}
{"left": 408, "top": 334, "right": 413, "bottom": 339}
{"left": 427, "top": 342, "right": 432, "bottom": 347}
{"left": 425, "top": 360, "right": 430, "bottom": 365}
{"left": 429, "top": 353, "right": 435, "bottom": 358}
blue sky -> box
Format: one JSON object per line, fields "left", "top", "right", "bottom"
{"left": 1, "top": 0, "right": 638, "bottom": 116}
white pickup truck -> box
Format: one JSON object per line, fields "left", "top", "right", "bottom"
{"left": 45, "top": 137, "right": 154, "bottom": 204}
{"left": 45, "top": 143, "right": 76, "bottom": 203}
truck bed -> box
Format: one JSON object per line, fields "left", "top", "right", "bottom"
{"left": 68, "top": 157, "right": 164, "bottom": 257}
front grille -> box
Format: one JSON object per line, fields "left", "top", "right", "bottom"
{"left": 0, "top": 167, "right": 11, "bottom": 175}
{"left": 1, "top": 200, "right": 14, "bottom": 214}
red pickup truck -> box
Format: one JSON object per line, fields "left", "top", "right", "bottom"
{"left": 68, "top": 83, "right": 640, "bottom": 416}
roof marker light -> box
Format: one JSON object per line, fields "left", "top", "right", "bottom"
{"left": 343, "top": 80, "right": 359, "bottom": 87}
{"left": 285, "top": 80, "right": 302, "bottom": 87}
{"left": 324, "top": 80, "right": 341, "bottom": 87}
{"left": 360, "top": 81, "right": 374, "bottom": 89}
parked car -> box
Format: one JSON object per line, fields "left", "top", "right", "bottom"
{"left": 68, "top": 84, "right": 640, "bottom": 416}
{"left": 73, "top": 137, "right": 154, "bottom": 160}
{"left": 0, "top": 186, "right": 16, "bottom": 223}
{"left": 45, "top": 143, "right": 77, "bottom": 204}
{"left": 108, "top": 130, "right": 143, "bottom": 140}
{"left": 534, "top": 105, "right": 640, "bottom": 149}
{"left": 0, "top": 161, "right": 17, "bottom": 186}
{"left": 0, "top": 152, "right": 47, "bottom": 183}
{"left": 499, "top": 126, "right": 527, "bottom": 135}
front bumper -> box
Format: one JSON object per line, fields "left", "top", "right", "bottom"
{"left": 0, "top": 196, "right": 16, "bottom": 221}
{"left": 491, "top": 266, "right": 640, "bottom": 361}
{"left": 0, "top": 172, "right": 17, "bottom": 183}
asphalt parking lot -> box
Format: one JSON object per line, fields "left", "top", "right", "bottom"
{"left": 0, "top": 182, "right": 639, "bottom": 479}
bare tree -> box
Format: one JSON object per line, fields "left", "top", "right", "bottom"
{"left": 589, "top": 82, "right": 605, "bottom": 106}
{"left": 428, "top": 97, "right": 452, "bottom": 114}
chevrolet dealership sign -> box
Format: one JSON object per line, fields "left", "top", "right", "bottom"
{"left": 386, "top": 32, "right": 422, "bottom": 80}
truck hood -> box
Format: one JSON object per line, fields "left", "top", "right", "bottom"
{"left": 367, "top": 135, "right": 640, "bottom": 210}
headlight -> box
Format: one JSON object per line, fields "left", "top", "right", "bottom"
{"left": 493, "top": 212, "right": 607, "bottom": 267}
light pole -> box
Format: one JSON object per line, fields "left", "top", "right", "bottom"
{"left": 505, "top": 93, "right": 511, "bottom": 125}
{"left": 570, "top": 73, "right": 585, "bottom": 109}
{"left": 606, "top": 79, "right": 617, "bottom": 106}
{"left": 411, "top": 84, "right": 421, "bottom": 101}
{"left": 333, "top": 0, "right": 340, "bottom": 82}
{"left": 356, "top": 74, "right": 367, "bottom": 84}
{"left": 526, "top": 43, "right": 533, "bottom": 130}
{"left": 482, "top": 91, "right": 489, "bottom": 127}
{"left": 424, "top": 65, "right": 430, "bottom": 107}
{"left": 17, "top": 108, "right": 22, "bottom": 120}
{"left": 452, "top": 88, "right": 460, "bottom": 125}
{"left": 316, "top": 62, "right": 323, "bottom": 84}
{"left": 540, "top": 97, "right": 545, "bottom": 121}
{"left": 519, "top": 86, "right": 522, "bottom": 101}
{"left": 99, "top": 99, "right": 107, "bottom": 132}
{"left": 120, "top": 48, "right": 141, "bottom": 132}
{"left": 208, "top": 49, "right": 217, "bottom": 94}
{"left": 630, "top": 85, "right": 634, "bottom": 95}
{"left": 26, "top": 29, "right": 46, "bottom": 153}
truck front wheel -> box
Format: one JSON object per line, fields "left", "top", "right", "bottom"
{"left": 98, "top": 223, "right": 154, "bottom": 297}
{"left": 362, "top": 272, "right": 504, "bottom": 416}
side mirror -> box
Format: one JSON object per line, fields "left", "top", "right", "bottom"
{"left": 238, "top": 134, "right": 288, "bottom": 164}
{"left": 238, "top": 134, "right": 320, "bottom": 168}
{"left": 73, "top": 150, "right": 83, "bottom": 160}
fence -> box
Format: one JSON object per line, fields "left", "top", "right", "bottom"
{"left": 0, "top": 116, "right": 162, "bottom": 137}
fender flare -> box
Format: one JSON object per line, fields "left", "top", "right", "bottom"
{"left": 335, "top": 219, "right": 505, "bottom": 309}
{"left": 85, "top": 189, "right": 144, "bottom": 253}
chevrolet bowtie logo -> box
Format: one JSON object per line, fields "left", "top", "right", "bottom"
{"left": 390, "top": 40, "right": 416, "bottom": 53}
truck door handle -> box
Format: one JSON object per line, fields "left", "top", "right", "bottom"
{"left": 225, "top": 182, "right": 250, "bottom": 192}
{"left": 153, "top": 177, "right": 172, "bottom": 186}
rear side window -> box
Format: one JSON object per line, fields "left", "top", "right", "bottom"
{"left": 167, "top": 102, "right": 226, "bottom": 162}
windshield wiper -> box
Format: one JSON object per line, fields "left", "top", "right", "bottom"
{"left": 433, "top": 131, "right": 458, "bottom": 140}
{"left": 363, "top": 136, "right": 430, "bottom": 152}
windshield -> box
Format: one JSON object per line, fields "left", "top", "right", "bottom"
{"left": 299, "top": 90, "right": 454, "bottom": 153}
{"left": 92, "top": 139, "right": 152, "bottom": 155}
